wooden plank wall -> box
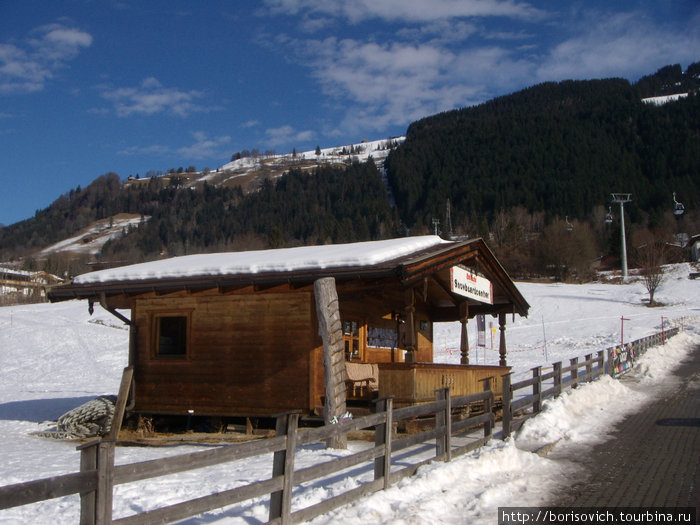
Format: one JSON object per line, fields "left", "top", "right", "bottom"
{"left": 132, "top": 291, "right": 316, "bottom": 416}
{"left": 378, "top": 364, "right": 508, "bottom": 406}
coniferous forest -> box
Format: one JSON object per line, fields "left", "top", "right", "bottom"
{"left": 1, "top": 62, "right": 698, "bottom": 281}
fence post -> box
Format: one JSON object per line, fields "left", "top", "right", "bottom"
{"left": 607, "top": 348, "right": 615, "bottom": 377}
{"left": 79, "top": 440, "right": 98, "bottom": 525}
{"left": 77, "top": 438, "right": 115, "bottom": 525}
{"left": 501, "top": 373, "right": 512, "bottom": 439}
{"left": 584, "top": 354, "right": 593, "bottom": 382}
{"left": 532, "top": 367, "right": 542, "bottom": 414}
{"left": 374, "top": 397, "right": 393, "bottom": 489}
{"left": 570, "top": 357, "right": 579, "bottom": 388}
{"left": 596, "top": 351, "right": 604, "bottom": 378}
{"left": 269, "top": 412, "right": 299, "bottom": 524}
{"left": 553, "top": 362, "right": 562, "bottom": 396}
{"left": 482, "top": 378, "right": 493, "bottom": 439}
{"left": 435, "top": 387, "right": 451, "bottom": 461}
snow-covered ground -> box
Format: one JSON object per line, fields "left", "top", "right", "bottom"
{"left": 39, "top": 213, "right": 146, "bottom": 256}
{"left": 0, "top": 263, "right": 697, "bottom": 524}
{"left": 218, "top": 137, "right": 405, "bottom": 173}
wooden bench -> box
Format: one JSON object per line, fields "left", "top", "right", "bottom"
{"left": 345, "top": 362, "right": 379, "bottom": 399}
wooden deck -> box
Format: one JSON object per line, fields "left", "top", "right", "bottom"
{"left": 378, "top": 362, "right": 509, "bottom": 407}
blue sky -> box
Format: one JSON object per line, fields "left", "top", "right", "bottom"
{"left": 1, "top": 0, "right": 698, "bottom": 226}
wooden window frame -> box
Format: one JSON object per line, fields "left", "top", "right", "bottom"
{"left": 150, "top": 311, "right": 192, "bottom": 359}
{"left": 343, "top": 319, "right": 365, "bottom": 362}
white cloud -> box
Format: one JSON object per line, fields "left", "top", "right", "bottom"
{"left": 262, "top": 0, "right": 548, "bottom": 135}
{"left": 289, "top": 36, "right": 520, "bottom": 133}
{"left": 118, "top": 132, "right": 231, "bottom": 160}
{"left": 0, "top": 23, "right": 92, "bottom": 94}
{"left": 100, "top": 77, "right": 217, "bottom": 117}
{"left": 117, "top": 143, "right": 171, "bottom": 157}
{"left": 265, "top": 0, "right": 545, "bottom": 24}
{"left": 265, "top": 125, "right": 314, "bottom": 146}
{"left": 264, "top": 1, "right": 698, "bottom": 140}
{"left": 537, "top": 11, "right": 700, "bottom": 82}
{"left": 177, "top": 131, "right": 232, "bottom": 159}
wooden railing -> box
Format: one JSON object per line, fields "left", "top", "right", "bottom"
{"left": 501, "top": 350, "right": 605, "bottom": 438}
{"left": 501, "top": 325, "right": 683, "bottom": 438}
{"left": 1, "top": 325, "right": 682, "bottom": 523}
{"left": 0, "top": 384, "right": 495, "bottom": 525}
{"left": 608, "top": 327, "right": 680, "bottom": 378}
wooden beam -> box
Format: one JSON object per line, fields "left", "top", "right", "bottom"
{"left": 403, "top": 288, "right": 417, "bottom": 363}
{"left": 313, "top": 277, "right": 347, "bottom": 449}
{"left": 498, "top": 312, "right": 507, "bottom": 366}
{"left": 459, "top": 302, "right": 469, "bottom": 365}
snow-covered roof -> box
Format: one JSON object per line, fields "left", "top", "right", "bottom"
{"left": 49, "top": 235, "right": 530, "bottom": 317}
{"left": 74, "top": 236, "right": 447, "bottom": 285}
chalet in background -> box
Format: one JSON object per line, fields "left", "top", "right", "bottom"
{"left": 48, "top": 236, "right": 529, "bottom": 428}
{"left": 0, "top": 267, "right": 63, "bottom": 305}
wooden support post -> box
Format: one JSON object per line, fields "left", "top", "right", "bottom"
{"left": 403, "top": 288, "right": 417, "bottom": 363}
{"left": 501, "top": 373, "right": 512, "bottom": 439}
{"left": 79, "top": 440, "right": 98, "bottom": 525}
{"left": 314, "top": 277, "right": 347, "bottom": 449}
{"left": 532, "top": 367, "right": 542, "bottom": 414}
{"left": 498, "top": 312, "right": 507, "bottom": 366}
{"left": 584, "top": 353, "right": 593, "bottom": 382}
{"left": 459, "top": 302, "right": 469, "bottom": 365}
{"left": 570, "top": 357, "right": 579, "bottom": 388}
{"left": 373, "top": 397, "right": 393, "bottom": 489}
{"left": 553, "top": 362, "right": 562, "bottom": 396}
{"left": 482, "top": 378, "right": 493, "bottom": 439}
{"left": 596, "top": 350, "right": 604, "bottom": 378}
{"left": 435, "top": 387, "right": 451, "bottom": 461}
{"left": 77, "top": 439, "right": 115, "bottom": 525}
{"left": 95, "top": 440, "right": 114, "bottom": 525}
{"left": 109, "top": 366, "right": 133, "bottom": 441}
{"left": 270, "top": 412, "right": 299, "bottom": 524}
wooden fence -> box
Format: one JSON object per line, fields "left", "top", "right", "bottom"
{"left": 501, "top": 350, "right": 605, "bottom": 438}
{"left": 0, "top": 384, "right": 495, "bottom": 525}
{"left": 501, "top": 326, "right": 682, "bottom": 437}
{"left": 0, "top": 325, "right": 682, "bottom": 523}
{"left": 608, "top": 327, "right": 680, "bottom": 378}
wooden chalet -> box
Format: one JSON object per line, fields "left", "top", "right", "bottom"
{"left": 48, "top": 236, "right": 529, "bottom": 422}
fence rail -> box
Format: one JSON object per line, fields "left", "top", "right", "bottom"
{"left": 0, "top": 326, "right": 682, "bottom": 524}
{"left": 0, "top": 384, "right": 495, "bottom": 525}
{"left": 502, "top": 351, "right": 605, "bottom": 438}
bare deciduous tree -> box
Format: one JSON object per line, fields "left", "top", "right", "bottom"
{"left": 634, "top": 230, "right": 669, "bottom": 306}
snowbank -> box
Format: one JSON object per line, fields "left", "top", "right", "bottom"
{"left": 0, "top": 263, "right": 698, "bottom": 523}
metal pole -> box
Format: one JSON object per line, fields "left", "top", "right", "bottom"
{"left": 619, "top": 200, "right": 628, "bottom": 280}
{"left": 611, "top": 194, "right": 632, "bottom": 282}
{"left": 621, "top": 316, "right": 629, "bottom": 346}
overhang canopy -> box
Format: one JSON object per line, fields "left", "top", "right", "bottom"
{"left": 48, "top": 236, "right": 529, "bottom": 319}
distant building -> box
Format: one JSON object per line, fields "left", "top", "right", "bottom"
{"left": 0, "top": 267, "right": 63, "bottom": 304}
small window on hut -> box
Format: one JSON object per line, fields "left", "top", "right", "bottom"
{"left": 154, "top": 315, "right": 189, "bottom": 357}
{"left": 343, "top": 320, "right": 361, "bottom": 361}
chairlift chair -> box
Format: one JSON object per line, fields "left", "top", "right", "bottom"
{"left": 673, "top": 192, "right": 685, "bottom": 216}
{"left": 605, "top": 206, "right": 613, "bottom": 224}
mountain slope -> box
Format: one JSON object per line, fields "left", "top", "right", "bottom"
{"left": 386, "top": 68, "right": 699, "bottom": 232}
{"left": 1, "top": 63, "right": 697, "bottom": 278}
